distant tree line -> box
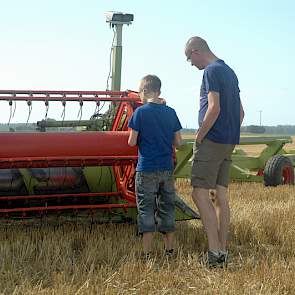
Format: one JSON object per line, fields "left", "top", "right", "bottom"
{"left": 241, "top": 125, "right": 295, "bottom": 135}
{"left": 242, "top": 125, "right": 266, "bottom": 134}
{"left": 182, "top": 125, "right": 295, "bottom": 135}
{"left": 0, "top": 123, "right": 36, "bottom": 132}
{"left": 182, "top": 126, "right": 295, "bottom": 135}
{"left": 1, "top": 123, "right": 295, "bottom": 135}
{"left": 0, "top": 122, "right": 66, "bottom": 132}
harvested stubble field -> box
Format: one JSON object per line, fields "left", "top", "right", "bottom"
{"left": 0, "top": 181, "right": 294, "bottom": 294}
{"left": 182, "top": 135, "right": 295, "bottom": 156}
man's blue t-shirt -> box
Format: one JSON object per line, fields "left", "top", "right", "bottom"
{"left": 199, "top": 59, "right": 241, "bottom": 144}
{"left": 128, "top": 103, "right": 182, "bottom": 172}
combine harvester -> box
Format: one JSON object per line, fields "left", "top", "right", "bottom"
{"left": 0, "top": 12, "right": 294, "bottom": 222}
{"left": 0, "top": 12, "right": 198, "bottom": 222}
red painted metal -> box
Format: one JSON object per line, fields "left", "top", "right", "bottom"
{"left": 282, "top": 166, "right": 292, "bottom": 184}
{"left": 0, "top": 192, "right": 120, "bottom": 202}
{"left": 0, "top": 203, "right": 136, "bottom": 215}
{"left": 0, "top": 90, "right": 138, "bottom": 102}
{"left": 0, "top": 131, "right": 136, "bottom": 158}
{"left": 111, "top": 102, "right": 136, "bottom": 131}
{"left": 0, "top": 157, "right": 136, "bottom": 169}
{"left": 0, "top": 90, "right": 141, "bottom": 218}
{"left": 0, "top": 131, "right": 138, "bottom": 169}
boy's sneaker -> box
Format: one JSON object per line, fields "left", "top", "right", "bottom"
{"left": 165, "top": 249, "right": 174, "bottom": 259}
{"left": 218, "top": 250, "right": 228, "bottom": 266}
{"left": 206, "top": 250, "right": 228, "bottom": 268}
{"left": 139, "top": 252, "right": 151, "bottom": 261}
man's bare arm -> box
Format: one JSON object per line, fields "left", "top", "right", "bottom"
{"left": 196, "top": 91, "right": 220, "bottom": 143}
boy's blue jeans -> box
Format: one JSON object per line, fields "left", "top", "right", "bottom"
{"left": 135, "top": 170, "right": 176, "bottom": 233}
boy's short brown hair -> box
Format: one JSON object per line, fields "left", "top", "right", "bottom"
{"left": 139, "top": 75, "right": 161, "bottom": 94}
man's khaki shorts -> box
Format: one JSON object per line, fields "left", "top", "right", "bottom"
{"left": 191, "top": 138, "right": 235, "bottom": 189}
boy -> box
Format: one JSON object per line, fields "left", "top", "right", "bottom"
{"left": 128, "top": 75, "right": 182, "bottom": 257}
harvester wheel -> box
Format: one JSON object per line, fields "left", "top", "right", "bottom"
{"left": 264, "top": 155, "right": 294, "bottom": 186}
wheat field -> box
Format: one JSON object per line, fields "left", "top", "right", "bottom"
{"left": 0, "top": 135, "right": 294, "bottom": 294}
{"left": 0, "top": 181, "right": 294, "bottom": 295}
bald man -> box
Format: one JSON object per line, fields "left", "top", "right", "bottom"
{"left": 185, "top": 36, "right": 244, "bottom": 268}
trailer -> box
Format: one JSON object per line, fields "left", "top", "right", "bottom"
{"left": 174, "top": 136, "right": 295, "bottom": 186}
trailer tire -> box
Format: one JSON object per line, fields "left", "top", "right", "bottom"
{"left": 264, "top": 155, "right": 294, "bottom": 186}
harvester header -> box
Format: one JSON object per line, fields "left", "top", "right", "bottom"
{"left": 0, "top": 89, "right": 198, "bottom": 222}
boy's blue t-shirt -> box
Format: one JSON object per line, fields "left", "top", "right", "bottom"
{"left": 199, "top": 59, "right": 241, "bottom": 144}
{"left": 128, "top": 103, "right": 182, "bottom": 172}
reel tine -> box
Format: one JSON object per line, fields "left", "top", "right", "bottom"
{"left": 8, "top": 94, "right": 17, "bottom": 126}
{"left": 77, "top": 100, "right": 83, "bottom": 121}
{"left": 26, "top": 100, "right": 32, "bottom": 125}
{"left": 45, "top": 94, "right": 50, "bottom": 120}
{"left": 61, "top": 100, "right": 66, "bottom": 124}
{"left": 8, "top": 100, "right": 13, "bottom": 126}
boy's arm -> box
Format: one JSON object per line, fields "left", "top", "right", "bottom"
{"left": 173, "top": 130, "right": 182, "bottom": 147}
{"left": 240, "top": 101, "right": 245, "bottom": 126}
{"left": 128, "top": 129, "right": 139, "bottom": 147}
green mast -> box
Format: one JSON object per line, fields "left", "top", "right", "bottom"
{"left": 106, "top": 12, "right": 134, "bottom": 91}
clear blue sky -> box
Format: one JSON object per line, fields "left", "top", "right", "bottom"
{"left": 0, "top": 0, "right": 294, "bottom": 127}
